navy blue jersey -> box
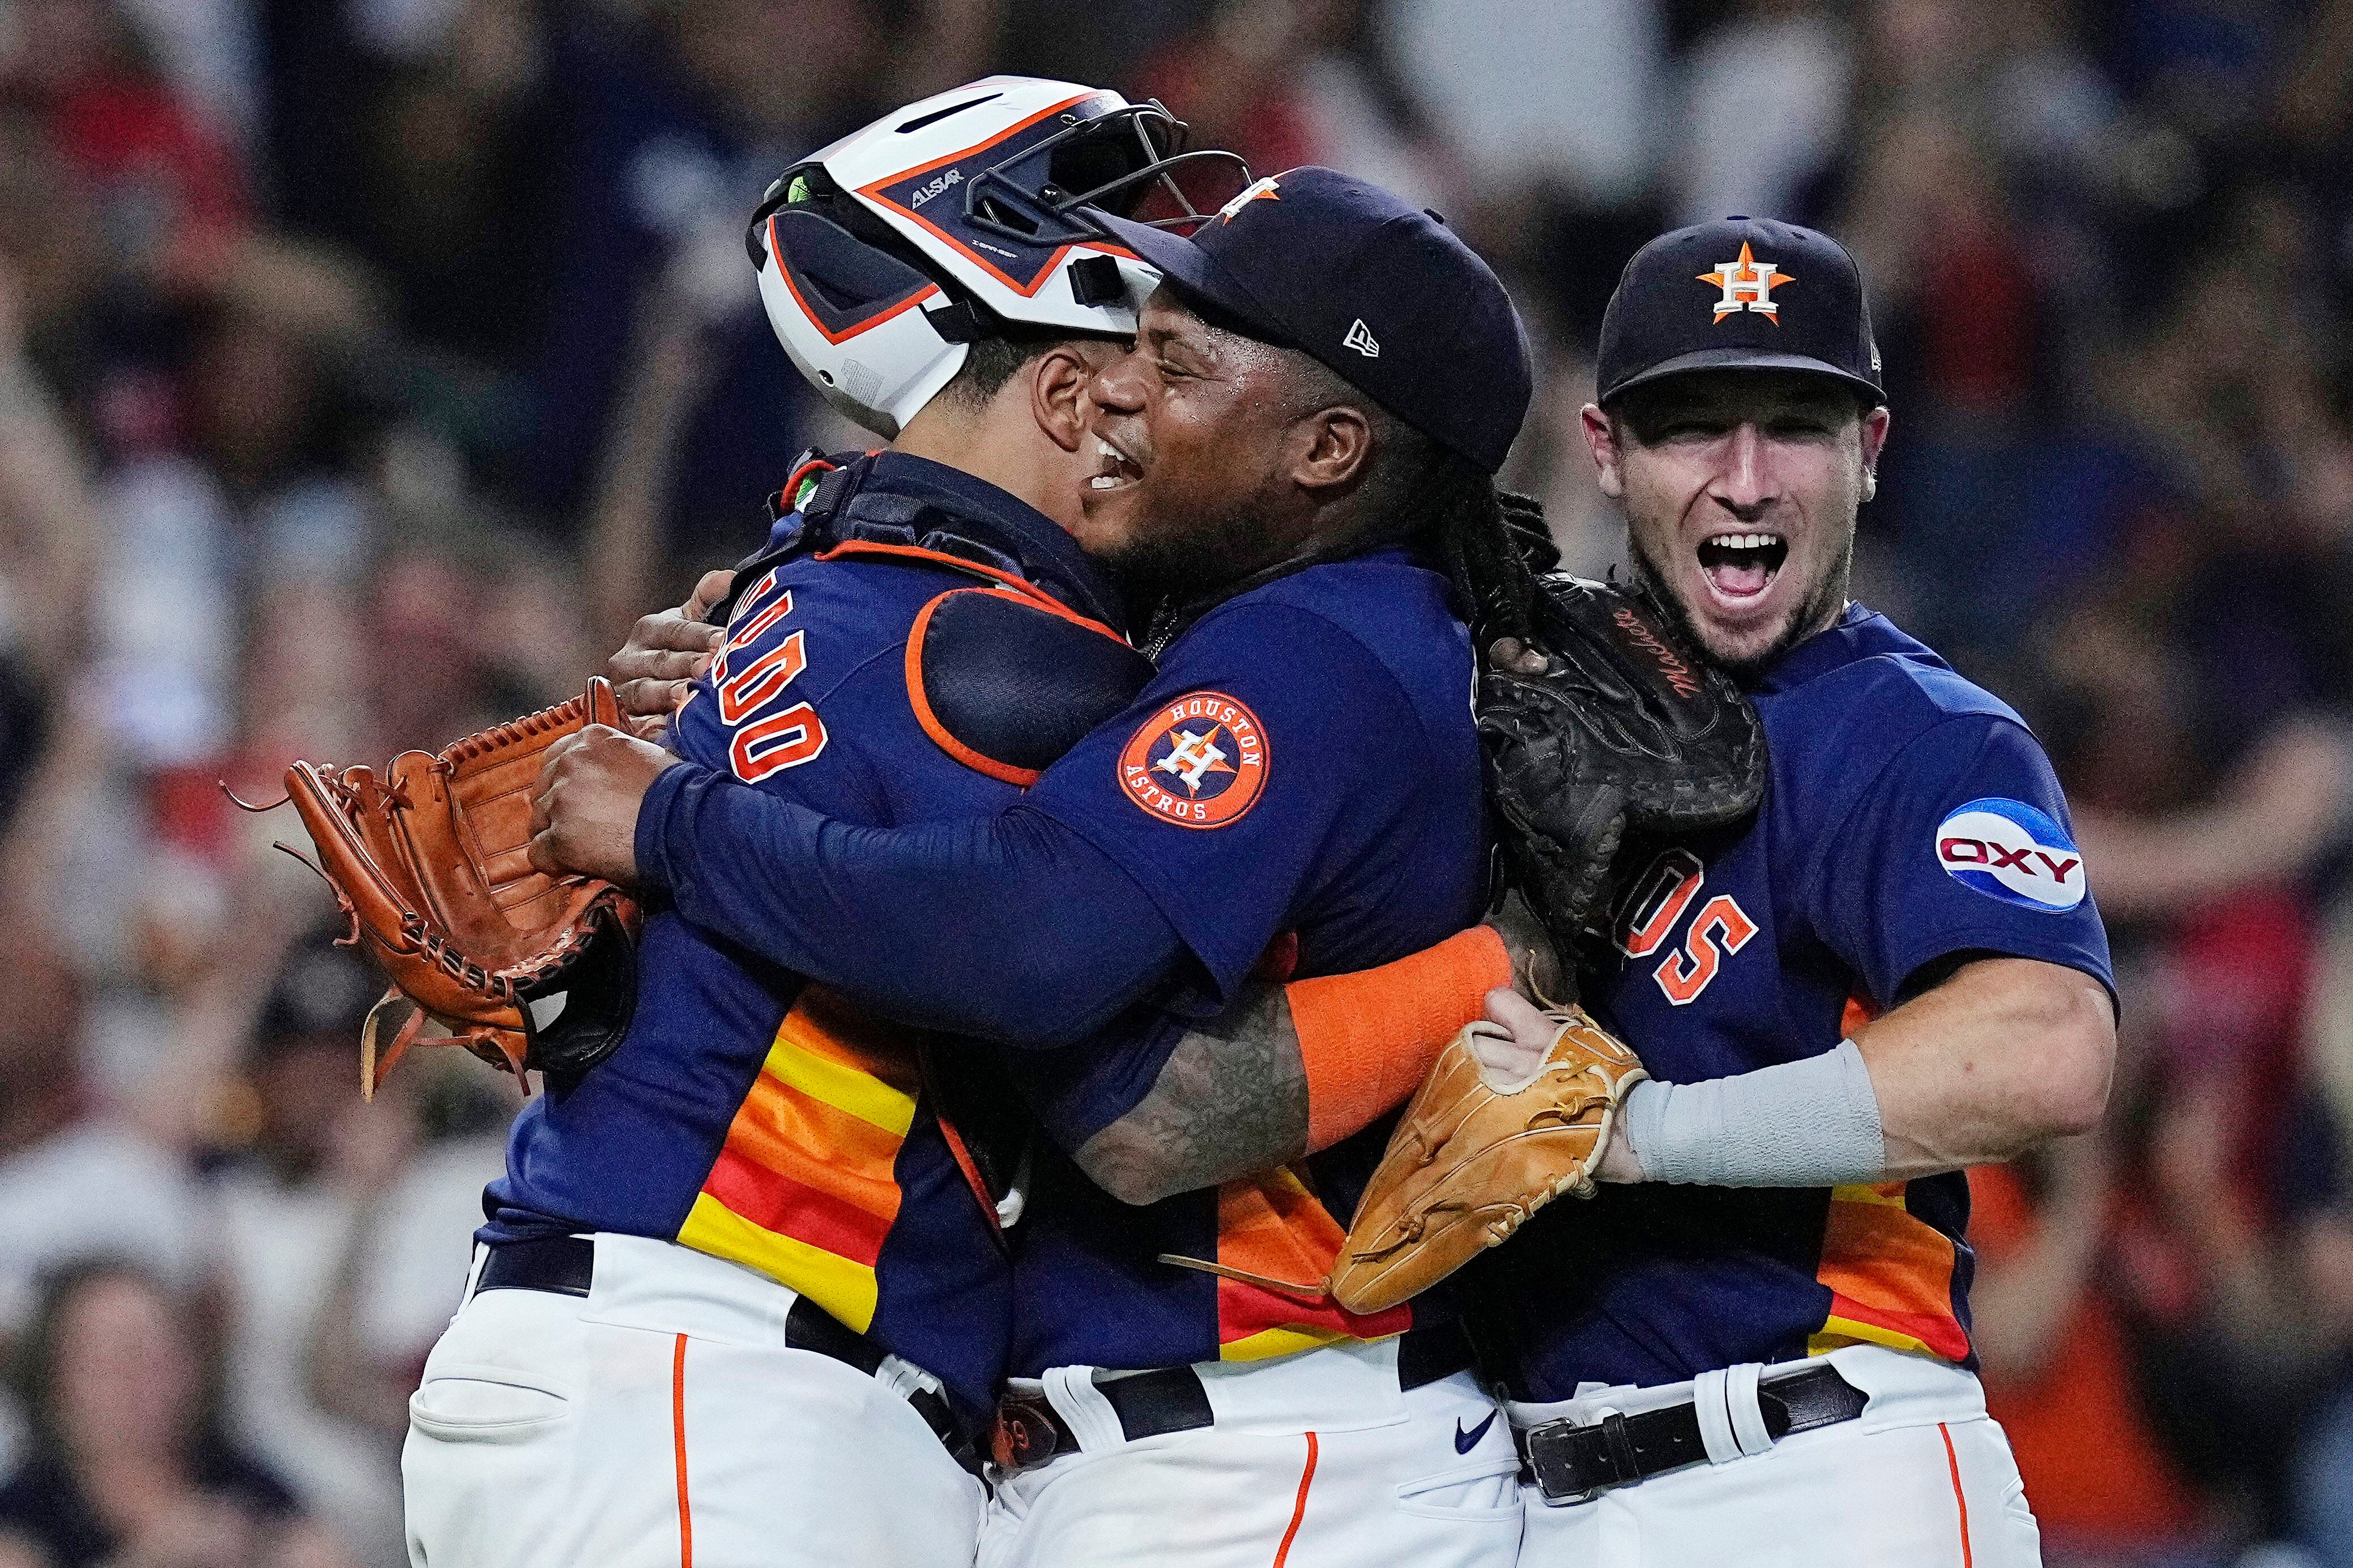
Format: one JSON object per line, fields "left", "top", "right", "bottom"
{"left": 1481, "top": 604, "right": 2113, "bottom": 1399}
{"left": 1001, "top": 549, "right": 1488, "bottom": 1370}
{"left": 483, "top": 454, "right": 1123, "bottom": 1419}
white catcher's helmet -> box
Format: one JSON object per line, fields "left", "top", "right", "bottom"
{"left": 748, "top": 76, "right": 1247, "bottom": 438}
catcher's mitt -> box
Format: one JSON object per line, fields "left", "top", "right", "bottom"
{"left": 274, "top": 678, "right": 641, "bottom": 1096}
{"left": 1329, "top": 1006, "right": 1647, "bottom": 1315}
{"left": 1480, "top": 576, "right": 1765, "bottom": 969}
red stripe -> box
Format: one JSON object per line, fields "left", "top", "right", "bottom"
{"left": 671, "top": 1335, "right": 693, "bottom": 1568}
{"left": 1270, "top": 1432, "right": 1317, "bottom": 1568}
{"left": 1939, "top": 1422, "right": 1972, "bottom": 1568}
{"left": 1826, "top": 1292, "right": 1974, "bottom": 1362}
{"left": 701, "top": 1146, "right": 892, "bottom": 1266}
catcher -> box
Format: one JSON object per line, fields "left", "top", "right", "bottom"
{"left": 532, "top": 168, "right": 1550, "bottom": 1568}
{"left": 309, "top": 92, "right": 1539, "bottom": 1568}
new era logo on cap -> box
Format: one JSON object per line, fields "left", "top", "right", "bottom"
{"left": 1344, "top": 318, "right": 1380, "bottom": 357}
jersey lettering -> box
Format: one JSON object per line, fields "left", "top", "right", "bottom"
{"left": 727, "top": 572, "right": 792, "bottom": 649}
{"left": 1615, "top": 848, "right": 1706, "bottom": 958}
{"left": 717, "top": 631, "right": 808, "bottom": 724}
{"left": 713, "top": 584, "right": 829, "bottom": 783}
{"left": 1653, "top": 893, "right": 1758, "bottom": 1006}
{"left": 731, "top": 703, "right": 827, "bottom": 781}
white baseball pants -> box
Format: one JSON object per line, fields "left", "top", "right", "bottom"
{"left": 979, "top": 1338, "right": 1524, "bottom": 1568}
{"left": 1514, "top": 1345, "right": 2042, "bottom": 1567}
{"left": 402, "top": 1234, "right": 982, "bottom": 1568}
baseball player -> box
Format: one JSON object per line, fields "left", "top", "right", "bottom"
{"left": 1457, "top": 217, "right": 2116, "bottom": 1565}
{"left": 408, "top": 87, "right": 1516, "bottom": 1568}
{"left": 531, "top": 169, "right": 1545, "bottom": 1568}
{"left": 404, "top": 80, "right": 1235, "bottom": 1568}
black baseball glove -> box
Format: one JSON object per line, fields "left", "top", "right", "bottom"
{"left": 1478, "top": 576, "right": 1767, "bottom": 977}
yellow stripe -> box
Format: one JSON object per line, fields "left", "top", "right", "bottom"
{"left": 1828, "top": 1182, "right": 1909, "bottom": 1208}
{"left": 1218, "top": 1325, "right": 1363, "bottom": 1362}
{"left": 676, "top": 1192, "right": 879, "bottom": 1332}
{"left": 1810, "top": 1315, "right": 1937, "bottom": 1358}
{"left": 762, "top": 1032, "right": 915, "bottom": 1137}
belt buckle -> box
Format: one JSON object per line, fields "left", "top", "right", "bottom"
{"left": 1521, "top": 1410, "right": 1634, "bottom": 1504}
{"left": 990, "top": 1395, "right": 1065, "bottom": 1475}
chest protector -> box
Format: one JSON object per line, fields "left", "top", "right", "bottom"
{"left": 717, "top": 453, "right": 1154, "bottom": 787}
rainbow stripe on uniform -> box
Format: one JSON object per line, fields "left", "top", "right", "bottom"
{"left": 1213, "top": 1168, "right": 1412, "bottom": 1360}
{"left": 1807, "top": 1181, "right": 1972, "bottom": 1362}
{"left": 674, "top": 988, "right": 922, "bottom": 1332}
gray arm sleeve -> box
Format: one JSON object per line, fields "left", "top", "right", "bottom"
{"left": 1620, "top": 1039, "right": 1886, "bottom": 1187}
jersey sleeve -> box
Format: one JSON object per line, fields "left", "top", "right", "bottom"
{"left": 1802, "top": 714, "right": 2115, "bottom": 1009}
{"left": 1019, "top": 599, "right": 1451, "bottom": 1001}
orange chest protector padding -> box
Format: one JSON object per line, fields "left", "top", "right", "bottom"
{"left": 905, "top": 586, "right": 1156, "bottom": 787}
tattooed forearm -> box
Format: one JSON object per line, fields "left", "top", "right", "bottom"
{"left": 1072, "top": 983, "right": 1310, "bottom": 1206}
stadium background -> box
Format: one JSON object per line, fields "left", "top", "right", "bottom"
{"left": 0, "top": 1, "right": 2348, "bottom": 1564}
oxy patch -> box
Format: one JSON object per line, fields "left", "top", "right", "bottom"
{"left": 1933, "top": 797, "right": 2086, "bottom": 912}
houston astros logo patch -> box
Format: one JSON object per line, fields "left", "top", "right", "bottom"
{"left": 1699, "top": 241, "right": 1793, "bottom": 323}
{"left": 1120, "top": 693, "right": 1268, "bottom": 828}
{"left": 1934, "top": 797, "right": 2086, "bottom": 912}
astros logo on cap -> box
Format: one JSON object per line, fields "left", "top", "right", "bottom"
{"left": 1120, "top": 693, "right": 1268, "bottom": 828}
{"left": 1698, "top": 242, "right": 1794, "bottom": 323}
{"left": 1218, "top": 176, "right": 1282, "bottom": 224}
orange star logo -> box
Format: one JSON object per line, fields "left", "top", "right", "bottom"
{"left": 1698, "top": 242, "right": 1796, "bottom": 324}
{"left": 1217, "top": 176, "right": 1282, "bottom": 224}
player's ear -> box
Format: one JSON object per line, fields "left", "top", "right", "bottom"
{"left": 1030, "top": 341, "right": 1113, "bottom": 454}
{"left": 1858, "top": 405, "right": 1891, "bottom": 502}
{"left": 1291, "top": 404, "right": 1374, "bottom": 495}
{"left": 1582, "top": 404, "right": 1625, "bottom": 499}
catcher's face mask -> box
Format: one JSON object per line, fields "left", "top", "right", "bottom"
{"left": 746, "top": 77, "right": 1249, "bottom": 439}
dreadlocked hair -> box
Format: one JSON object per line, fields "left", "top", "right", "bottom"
{"left": 1412, "top": 454, "right": 1555, "bottom": 653}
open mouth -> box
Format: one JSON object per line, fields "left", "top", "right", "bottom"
{"left": 1089, "top": 434, "right": 1143, "bottom": 492}
{"left": 1695, "top": 531, "right": 1788, "bottom": 601}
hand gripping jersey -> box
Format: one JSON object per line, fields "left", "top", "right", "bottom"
{"left": 999, "top": 549, "right": 1489, "bottom": 1373}
{"left": 480, "top": 452, "right": 1143, "bottom": 1421}
{"left": 1480, "top": 604, "right": 2115, "bottom": 1399}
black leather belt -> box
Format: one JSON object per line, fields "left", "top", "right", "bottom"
{"left": 990, "top": 1320, "right": 1476, "bottom": 1474}
{"left": 1517, "top": 1362, "right": 1869, "bottom": 1501}
{"left": 475, "top": 1236, "right": 975, "bottom": 1467}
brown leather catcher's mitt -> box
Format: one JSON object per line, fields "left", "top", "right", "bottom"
{"left": 276, "top": 678, "right": 640, "bottom": 1096}
{"left": 1329, "top": 1006, "right": 1648, "bottom": 1315}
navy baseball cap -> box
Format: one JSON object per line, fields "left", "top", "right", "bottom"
{"left": 1597, "top": 216, "right": 1885, "bottom": 407}
{"left": 1086, "top": 166, "right": 1533, "bottom": 474}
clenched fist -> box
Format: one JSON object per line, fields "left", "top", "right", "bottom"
{"left": 527, "top": 724, "right": 684, "bottom": 886}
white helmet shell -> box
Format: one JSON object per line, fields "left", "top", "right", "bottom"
{"left": 749, "top": 76, "right": 1240, "bottom": 438}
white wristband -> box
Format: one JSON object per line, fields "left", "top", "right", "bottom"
{"left": 1621, "top": 1039, "right": 1886, "bottom": 1187}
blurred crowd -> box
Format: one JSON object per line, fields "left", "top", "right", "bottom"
{"left": 0, "top": 1, "right": 2350, "bottom": 1565}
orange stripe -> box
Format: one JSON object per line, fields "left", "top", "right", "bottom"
{"left": 768, "top": 215, "right": 943, "bottom": 345}
{"left": 1814, "top": 1185, "right": 1970, "bottom": 1362}
{"left": 1939, "top": 1422, "right": 1972, "bottom": 1568}
{"left": 702, "top": 1146, "right": 895, "bottom": 1265}
{"left": 1214, "top": 1173, "right": 1410, "bottom": 1349}
{"left": 725, "top": 1072, "right": 906, "bottom": 1197}
{"left": 904, "top": 591, "right": 1043, "bottom": 787}
{"left": 812, "top": 542, "right": 1123, "bottom": 641}
{"left": 671, "top": 1334, "right": 693, "bottom": 1568}
{"left": 1271, "top": 1431, "right": 1318, "bottom": 1568}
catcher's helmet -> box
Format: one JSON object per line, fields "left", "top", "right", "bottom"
{"left": 748, "top": 77, "right": 1246, "bottom": 438}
